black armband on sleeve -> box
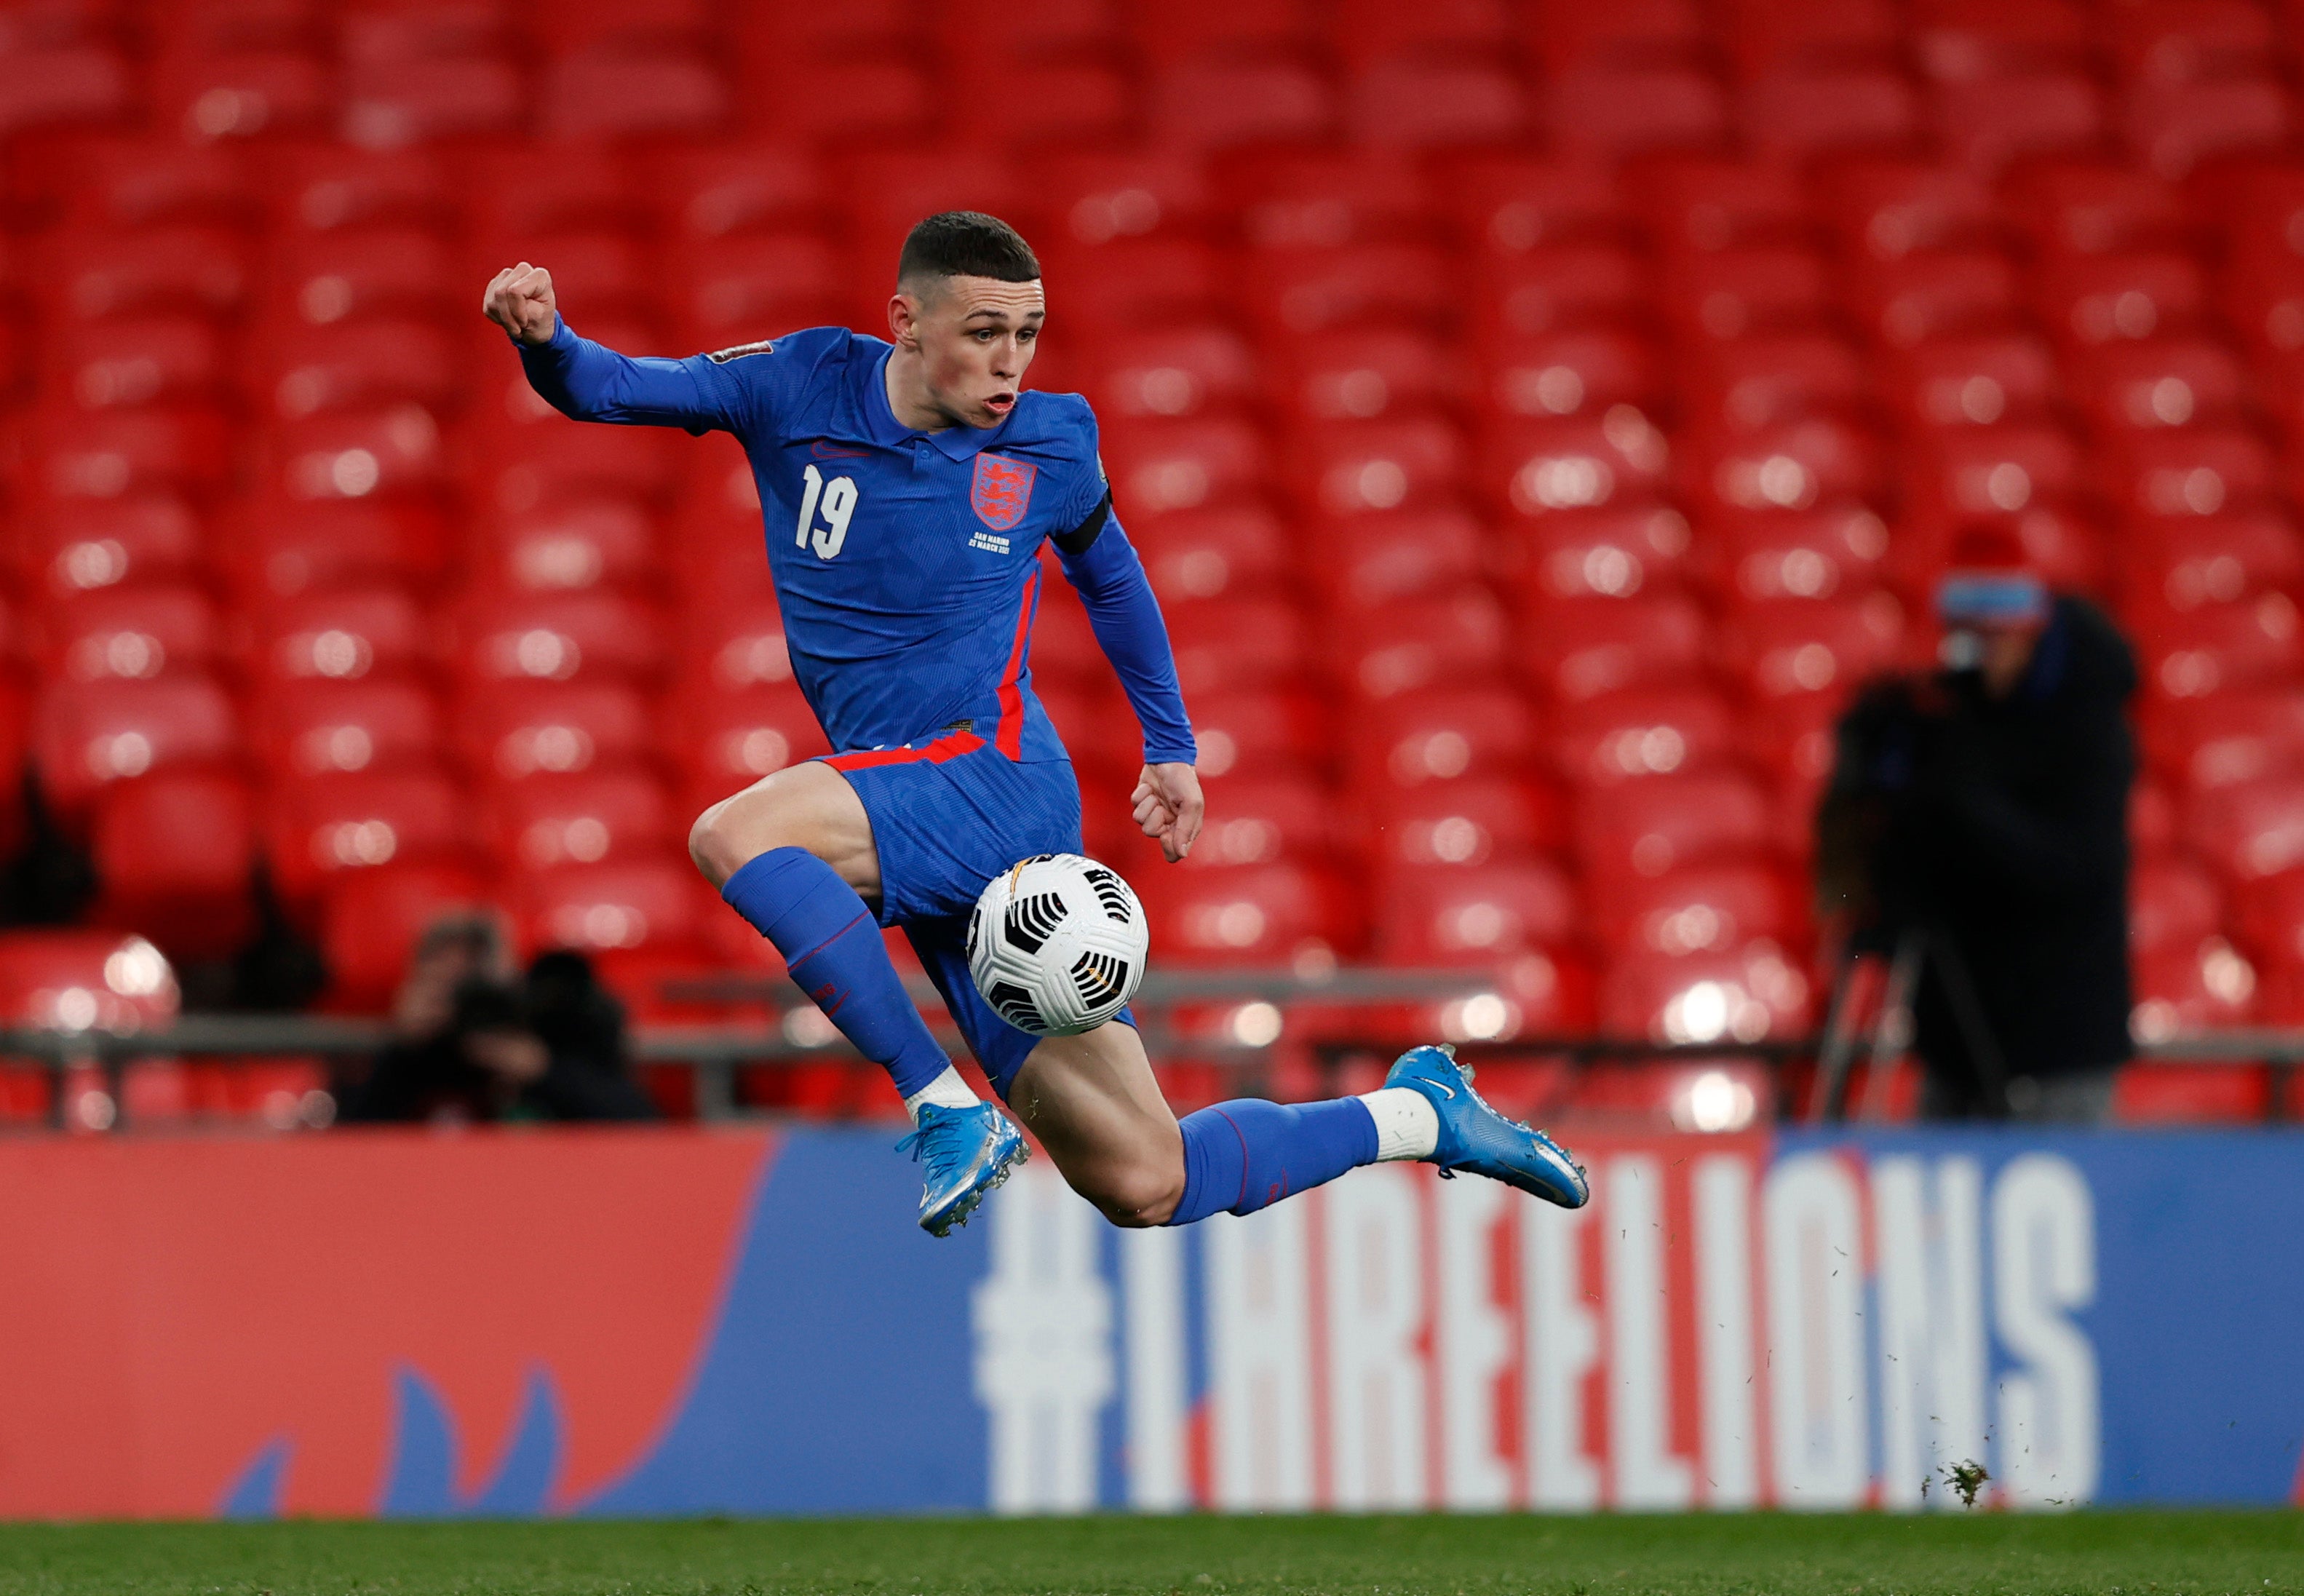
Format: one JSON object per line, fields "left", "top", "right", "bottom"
{"left": 1052, "top": 489, "right": 1113, "bottom": 557}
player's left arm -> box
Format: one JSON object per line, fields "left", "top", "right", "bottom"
{"left": 1052, "top": 487, "right": 1204, "bottom": 863}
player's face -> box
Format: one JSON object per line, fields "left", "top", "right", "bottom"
{"left": 897, "top": 275, "right": 1044, "bottom": 429}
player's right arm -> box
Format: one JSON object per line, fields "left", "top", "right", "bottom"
{"left": 482, "top": 261, "right": 742, "bottom": 432}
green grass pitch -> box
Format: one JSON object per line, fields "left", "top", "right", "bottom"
{"left": 0, "top": 1512, "right": 2298, "bottom": 1595}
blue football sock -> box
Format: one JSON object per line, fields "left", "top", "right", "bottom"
{"left": 720, "top": 846, "right": 950, "bottom": 1100}
{"left": 1164, "top": 1097, "right": 1380, "bottom": 1226}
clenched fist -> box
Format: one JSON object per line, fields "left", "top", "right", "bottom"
{"left": 1133, "top": 761, "right": 1206, "bottom": 863}
{"left": 482, "top": 261, "right": 557, "bottom": 345}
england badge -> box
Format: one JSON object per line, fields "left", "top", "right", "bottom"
{"left": 972, "top": 453, "right": 1037, "bottom": 531}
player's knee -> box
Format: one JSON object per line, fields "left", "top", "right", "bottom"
{"left": 1073, "top": 1155, "right": 1185, "bottom": 1229}
{"left": 687, "top": 800, "right": 747, "bottom": 888}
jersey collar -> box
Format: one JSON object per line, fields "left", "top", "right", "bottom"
{"left": 862, "top": 343, "right": 1014, "bottom": 461}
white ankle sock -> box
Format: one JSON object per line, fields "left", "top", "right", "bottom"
{"left": 904, "top": 1065, "right": 980, "bottom": 1125}
{"left": 1357, "top": 1087, "right": 1439, "bottom": 1162}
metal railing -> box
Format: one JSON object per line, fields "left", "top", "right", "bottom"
{"left": 1, "top": 966, "right": 2298, "bottom": 1129}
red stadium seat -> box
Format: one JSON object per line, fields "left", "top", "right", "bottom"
{"left": 1167, "top": 774, "right": 1333, "bottom": 870}
{"left": 1631, "top": 156, "right": 1811, "bottom": 253}
{"left": 1125, "top": 508, "right": 1292, "bottom": 603}
{"left": 1659, "top": 247, "right": 1833, "bottom": 341}
{"left": 454, "top": 680, "right": 653, "bottom": 782}
{"left": 1816, "top": 159, "right": 1998, "bottom": 260}
{"left": 2129, "top": 593, "right": 2303, "bottom": 699}
{"left": 1905, "top": 424, "right": 2085, "bottom": 525}
{"left": 670, "top": 600, "right": 793, "bottom": 695}
{"left": 469, "top": 499, "right": 657, "bottom": 595}
{"left": 44, "top": 317, "right": 227, "bottom": 408}
{"left": 442, "top": 589, "right": 665, "bottom": 687}
{"left": 1485, "top": 411, "right": 1672, "bottom": 517}
{"left": 2006, "top": 161, "right": 2193, "bottom": 256}
{"left": 1546, "top": 65, "right": 1728, "bottom": 157}
{"left": 1129, "top": 0, "right": 1316, "bottom": 65}
{"left": 937, "top": 0, "right": 1131, "bottom": 67}
{"left": 1717, "top": 0, "right": 1902, "bottom": 75}
{"left": 244, "top": 586, "right": 426, "bottom": 684}
{"left": 1519, "top": 591, "right": 1710, "bottom": 702}
{"left": 1932, "top": 73, "right": 2107, "bottom": 173}
{"left": 1471, "top": 243, "right": 1646, "bottom": 339}
{"left": 1346, "top": 59, "right": 1528, "bottom": 150}
{"left": 1098, "top": 418, "right": 1264, "bottom": 516}
{"left": 1166, "top": 596, "right": 1309, "bottom": 694}
{"left": 512, "top": 857, "right": 706, "bottom": 960}
{"left": 1026, "top": 151, "right": 1210, "bottom": 247}
{"left": 1599, "top": 941, "right": 1813, "bottom": 1043}
{"left": 1502, "top": 505, "right": 1693, "bottom": 603}
{"left": 2140, "top": 688, "right": 2304, "bottom": 792}
{"left": 1266, "top": 330, "right": 1447, "bottom": 421}
{"left": 650, "top": 144, "right": 823, "bottom": 240}
{"left": 0, "top": 929, "right": 180, "bottom": 1035}
{"left": 2038, "top": 253, "right": 2206, "bottom": 349}
{"left": 2120, "top": 512, "right": 2304, "bottom": 611}
{"left": 1373, "top": 860, "right": 1579, "bottom": 965}
{"left": 1354, "top": 777, "right": 1566, "bottom": 868}
{"left": 482, "top": 768, "right": 676, "bottom": 870}
{"left": 2236, "top": 868, "right": 2304, "bottom": 969}
{"left": 2127, "top": 76, "right": 2291, "bottom": 178}
{"left": 1184, "top": 690, "right": 1329, "bottom": 782}
{"left": 2110, "top": 0, "right": 2275, "bottom": 84}
{"left": 1310, "top": 509, "right": 1484, "bottom": 608}
{"left": 1479, "top": 327, "right": 1654, "bottom": 421}
{"left": 1596, "top": 862, "right": 1801, "bottom": 958}
{"left": 150, "top": 47, "right": 330, "bottom": 141}
{"left": 1718, "top": 592, "right": 1908, "bottom": 707}
{"left": 266, "top": 767, "right": 468, "bottom": 906}
{"left": 1684, "top": 334, "right": 1864, "bottom": 432}
{"left": 245, "top": 318, "right": 461, "bottom": 417}
{"left": 1527, "top": 0, "right": 1707, "bottom": 73}
{"left": 1042, "top": 238, "right": 1228, "bottom": 330}
{"left": 1149, "top": 58, "right": 1334, "bottom": 152}
{"left": 1242, "top": 244, "right": 1453, "bottom": 335}
{"left": 262, "top": 405, "right": 446, "bottom": 501}
{"left": 13, "top": 497, "right": 199, "bottom": 598}
{"left": 661, "top": 684, "right": 830, "bottom": 809}
{"left": 2114, "top": 1063, "right": 2270, "bottom": 1123}
{"left": 319, "top": 860, "right": 491, "bottom": 1010}
{"left": 216, "top": 499, "right": 444, "bottom": 601}
{"left": 466, "top": 400, "right": 682, "bottom": 512}
{"left": 1685, "top": 416, "right": 1884, "bottom": 515}
{"left": 1884, "top": 334, "right": 2057, "bottom": 428}
{"left": 1345, "top": 687, "right": 1539, "bottom": 790}
{"left": 1847, "top": 250, "right": 2021, "bottom": 346}
{"left": 1912, "top": 0, "right": 2093, "bottom": 80}
{"left": 264, "top": 229, "right": 460, "bottom": 327}
{"left": 1331, "top": 0, "right": 1516, "bottom": 65}
{"left": 1084, "top": 327, "right": 1259, "bottom": 421}
{"left": 1140, "top": 862, "right": 1340, "bottom": 964}
{"left": 2131, "top": 935, "right": 2257, "bottom": 1035}
{"left": 341, "top": 57, "right": 524, "bottom": 148}
{"left": 2188, "top": 773, "right": 2304, "bottom": 879}
{"left": 2070, "top": 339, "right": 2244, "bottom": 435}
{"left": 33, "top": 675, "right": 239, "bottom": 815}
{"left": 1692, "top": 507, "right": 1892, "bottom": 600}
{"left": 2101, "top": 429, "right": 2276, "bottom": 521}
{"left": 1741, "top": 66, "right": 1920, "bottom": 158}
{"left": 1550, "top": 685, "right": 1739, "bottom": 786}
{"left": 33, "top": 586, "right": 219, "bottom": 683}
{"left": 23, "top": 408, "right": 231, "bottom": 498}
{"left": 1576, "top": 767, "right": 1775, "bottom": 883}
{"left": 539, "top": 49, "right": 728, "bottom": 142}
{"left": 89, "top": 769, "right": 256, "bottom": 957}
{"left": 263, "top": 146, "right": 458, "bottom": 234}
{"left": 1284, "top": 416, "right": 1465, "bottom": 516}
{"left": 1431, "top": 157, "right": 1625, "bottom": 252}
{"left": 1327, "top": 589, "right": 1507, "bottom": 699}
{"left": 0, "top": 47, "right": 132, "bottom": 142}
{"left": 670, "top": 234, "right": 843, "bottom": 350}
{"left": 249, "top": 678, "right": 441, "bottom": 779}
{"left": 2130, "top": 857, "right": 2225, "bottom": 954}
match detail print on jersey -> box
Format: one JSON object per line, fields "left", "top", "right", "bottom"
{"left": 972, "top": 453, "right": 1037, "bottom": 532}
{"left": 795, "top": 464, "right": 857, "bottom": 560}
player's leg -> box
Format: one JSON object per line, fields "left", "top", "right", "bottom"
{"left": 688, "top": 761, "right": 978, "bottom": 1121}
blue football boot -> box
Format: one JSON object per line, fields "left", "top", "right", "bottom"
{"left": 1386, "top": 1043, "right": 1589, "bottom": 1208}
{"left": 897, "top": 1101, "right": 1030, "bottom": 1237}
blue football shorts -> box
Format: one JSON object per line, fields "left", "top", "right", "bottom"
{"left": 820, "top": 730, "right": 1135, "bottom": 1100}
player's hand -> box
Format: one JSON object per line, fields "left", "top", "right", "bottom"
{"left": 1132, "top": 762, "right": 1205, "bottom": 863}
{"left": 482, "top": 262, "right": 558, "bottom": 346}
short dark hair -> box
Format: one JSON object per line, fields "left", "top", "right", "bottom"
{"left": 898, "top": 211, "right": 1041, "bottom": 292}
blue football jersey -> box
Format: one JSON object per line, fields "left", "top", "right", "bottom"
{"left": 520, "top": 320, "right": 1191, "bottom": 766}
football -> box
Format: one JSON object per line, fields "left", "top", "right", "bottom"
{"left": 966, "top": 853, "right": 1150, "bottom": 1036}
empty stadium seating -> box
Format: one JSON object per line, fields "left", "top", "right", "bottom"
{"left": 0, "top": 0, "right": 2296, "bottom": 1127}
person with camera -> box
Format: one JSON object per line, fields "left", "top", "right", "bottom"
{"left": 336, "top": 913, "right": 657, "bottom": 1124}
{"left": 1818, "top": 527, "right": 2139, "bottom": 1122}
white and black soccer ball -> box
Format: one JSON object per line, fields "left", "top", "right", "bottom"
{"left": 967, "top": 853, "right": 1149, "bottom": 1036}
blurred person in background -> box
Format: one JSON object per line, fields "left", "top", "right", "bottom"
{"left": 337, "top": 914, "right": 654, "bottom": 1124}
{"left": 1818, "top": 527, "right": 2138, "bottom": 1123}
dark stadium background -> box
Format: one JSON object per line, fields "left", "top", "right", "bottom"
{"left": 0, "top": 0, "right": 2300, "bottom": 1129}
